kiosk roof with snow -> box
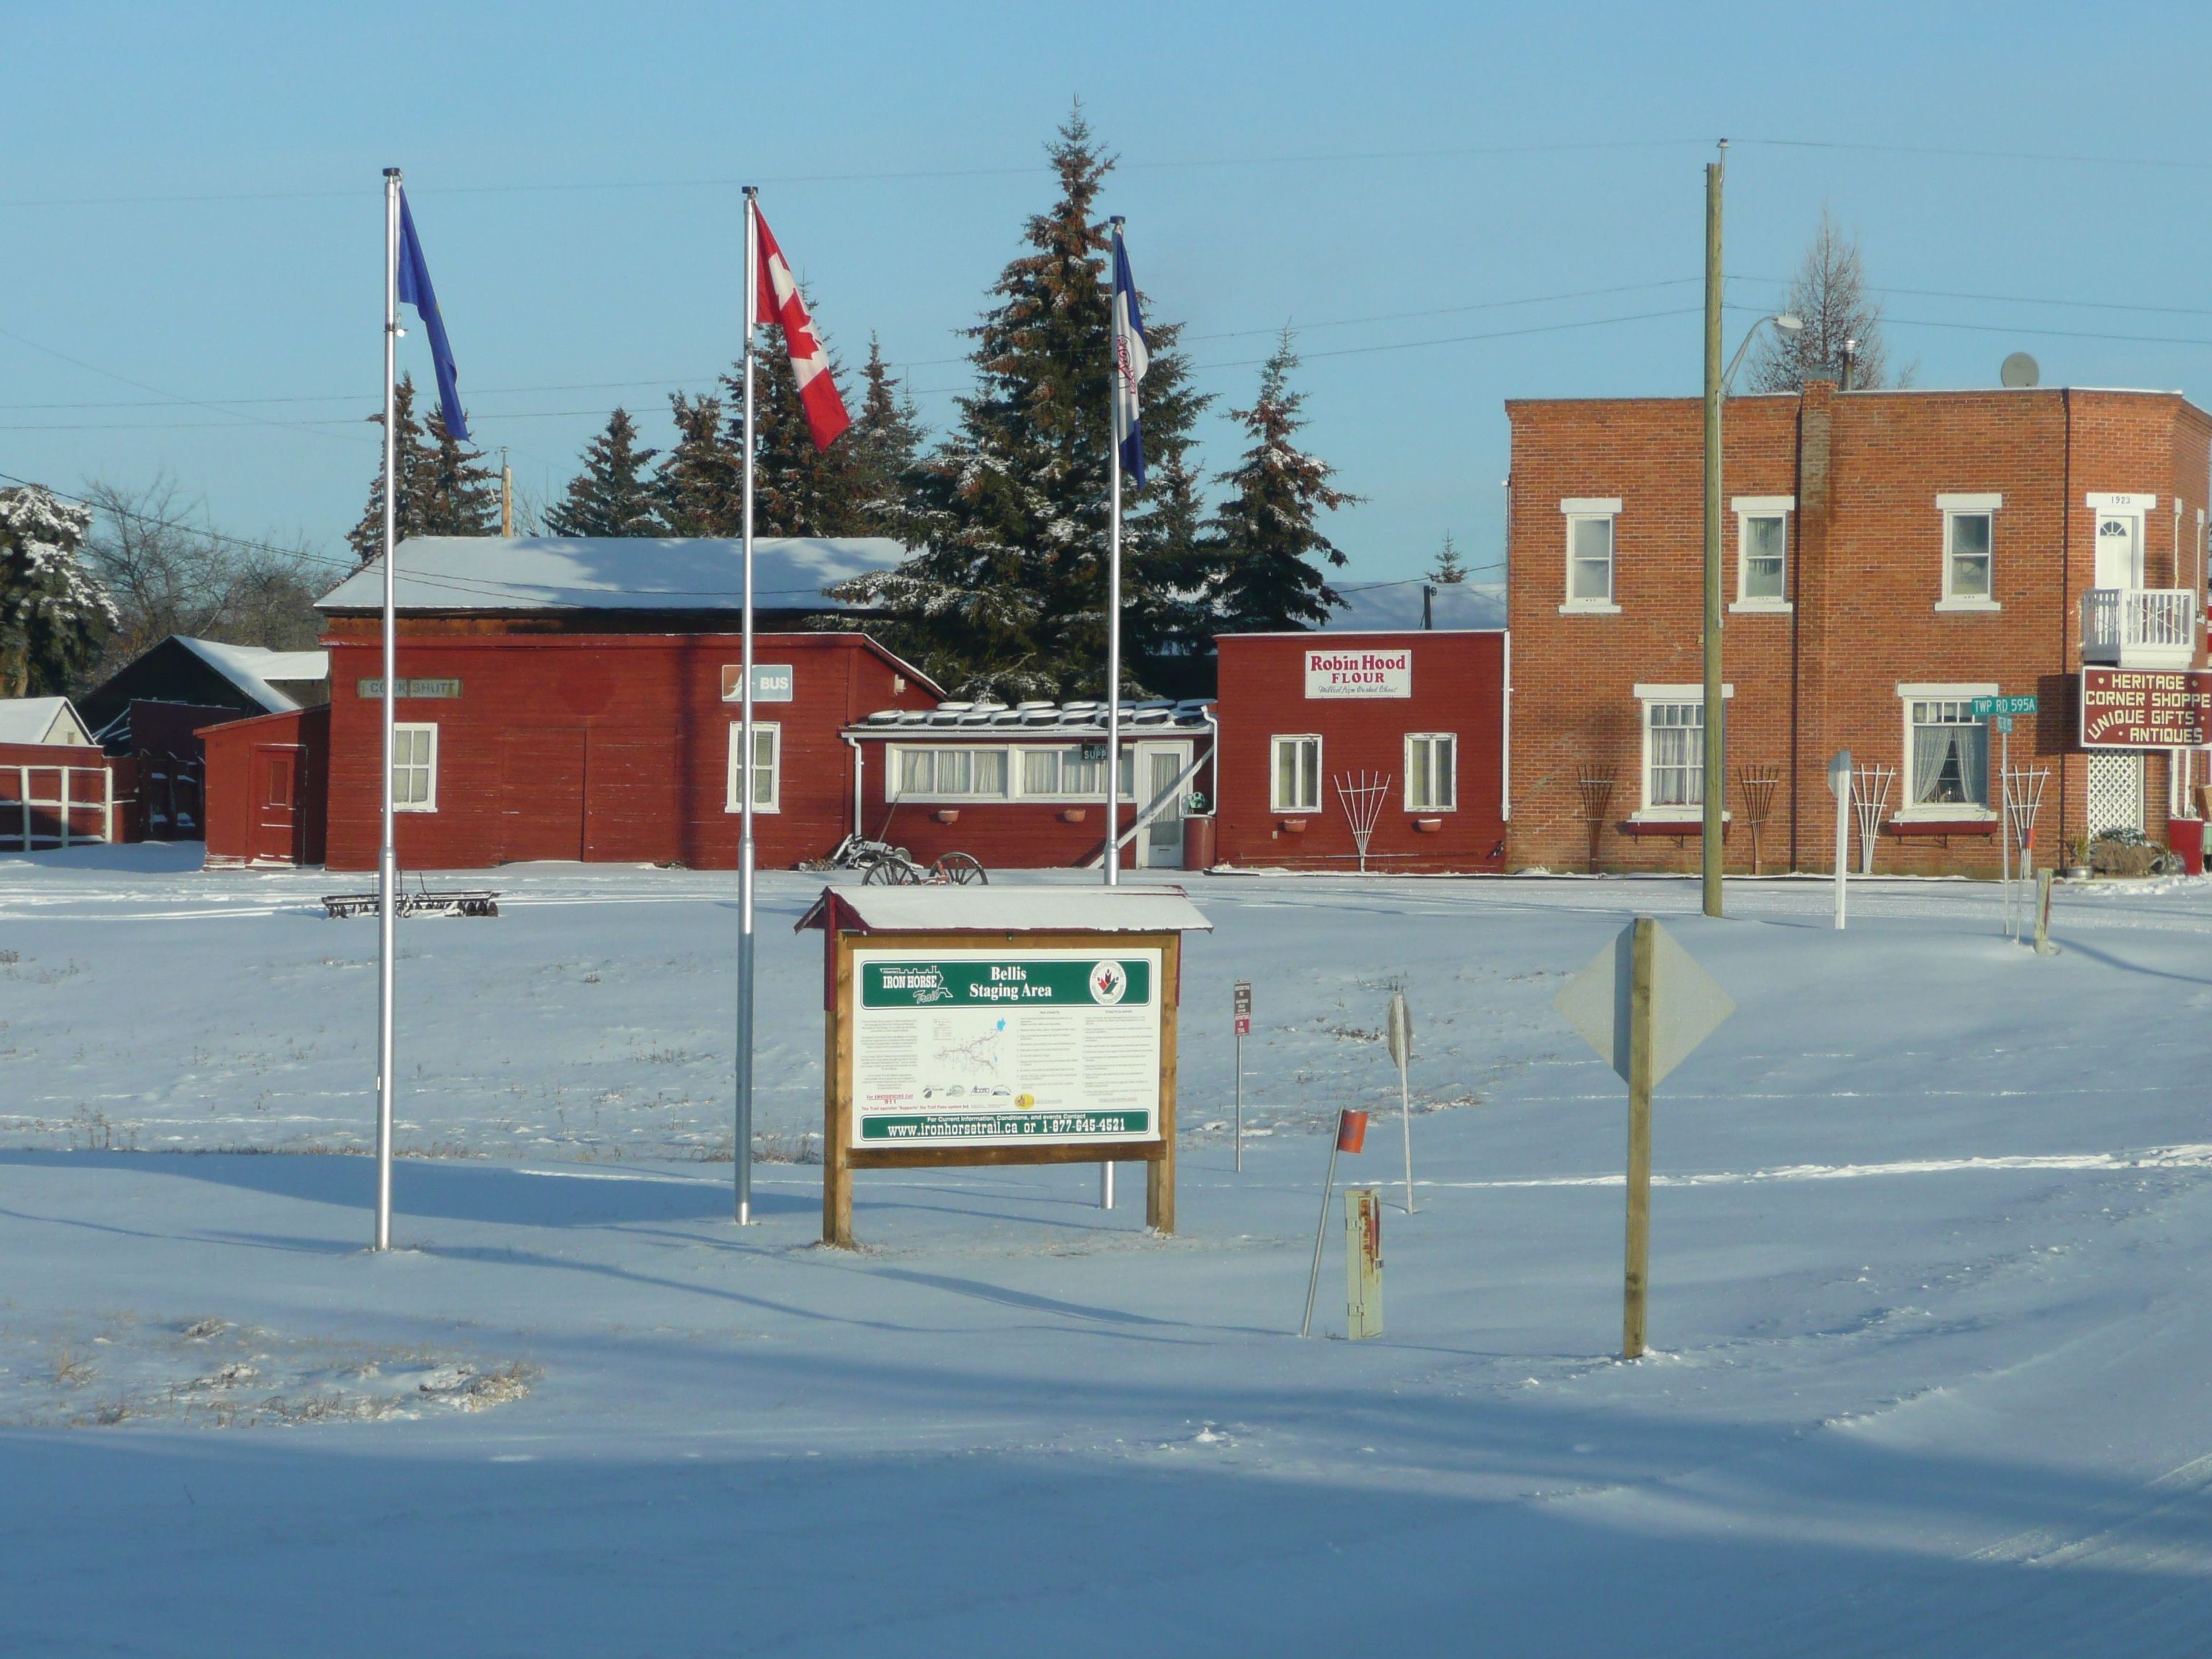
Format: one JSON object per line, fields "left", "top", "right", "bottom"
{"left": 796, "top": 884, "right": 1213, "bottom": 937}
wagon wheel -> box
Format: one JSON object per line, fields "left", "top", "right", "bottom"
{"left": 861, "top": 858, "right": 900, "bottom": 885}
{"left": 934, "top": 853, "right": 988, "bottom": 885}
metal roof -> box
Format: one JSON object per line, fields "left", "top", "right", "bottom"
{"left": 173, "top": 638, "right": 329, "bottom": 713}
{"left": 848, "top": 697, "right": 1214, "bottom": 739}
{"left": 796, "top": 884, "right": 1213, "bottom": 935}
{"left": 0, "top": 696, "right": 94, "bottom": 746}
{"left": 316, "top": 535, "right": 908, "bottom": 615}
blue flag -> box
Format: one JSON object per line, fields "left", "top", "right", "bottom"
{"left": 396, "top": 189, "right": 468, "bottom": 442}
{"left": 1109, "top": 229, "right": 1149, "bottom": 488}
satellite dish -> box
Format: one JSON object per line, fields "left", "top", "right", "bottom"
{"left": 2001, "top": 351, "right": 2040, "bottom": 389}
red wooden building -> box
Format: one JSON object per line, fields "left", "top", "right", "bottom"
{"left": 202, "top": 706, "right": 330, "bottom": 866}
{"left": 1213, "top": 626, "right": 1509, "bottom": 872}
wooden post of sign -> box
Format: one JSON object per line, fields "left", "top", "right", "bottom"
{"left": 1623, "top": 916, "right": 1657, "bottom": 1359}
{"left": 823, "top": 934, "right": 855, "bottom": 1248}
{"left": 1146, "top": 933, "right": 1180, "bottom": 1235}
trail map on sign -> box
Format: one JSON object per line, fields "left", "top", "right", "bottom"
{"left": 850, "top": 948, "right": 1164, "bottom": 1149}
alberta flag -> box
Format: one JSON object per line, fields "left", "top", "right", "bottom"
{"left": 396, "top": 189, "right": 468, "bottom": 442}
{"left": 1110, "top": 228, "right": 1149, "bottom": 487}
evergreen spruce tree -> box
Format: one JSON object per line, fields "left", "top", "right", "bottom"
{"left": 546, "top": 408, "right": 667, "bottom": 537}
{"left": 656, "top": 392, "right": 741, "bottom": 536}
{"left": 836, "top": 108, "right": 1208, "bottom": 698}
{"left": 1430, "top": 531, "right": 1469, "bottom": 584}
{"left": 416, "top": 410, "right": 502, "bottom": 536}
{"left": 346, "top": 375, "right": 428, "bottom": 565}
{"left": 1208, "top": 333, "right": 1358, "bottom": 633}
{"left": 844, "top": 336, "right": 926, "bottom": 535}
{"left": 0, "top": 483, "right": 114, "bottom": 696}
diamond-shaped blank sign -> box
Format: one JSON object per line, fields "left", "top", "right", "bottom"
{"left": 1553, "top": 921, "right": 1735, "bottom": 1088}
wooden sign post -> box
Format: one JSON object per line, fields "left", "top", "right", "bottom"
{"left": 799, "top": 887, "right": 1211, "bottom": 1248}
{"left": 1554, "top": 916, "right": 1734, "bottom": 1360}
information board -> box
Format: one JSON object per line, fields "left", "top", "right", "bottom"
{"left": 2079, "top": 668, "right": 2212, "bottom": 748}
{"left": 1304, "top": 647, "right": 1411, "bottom": 699}
{"left": 848, "top": 945, "right": 1165, "bottom": 1149}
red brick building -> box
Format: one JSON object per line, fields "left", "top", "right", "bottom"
{"left": 1506, "top": 382, "right": 2212, "bottom": 876}
{"left": 1214, "top": 627, "right": 1508, "bottom": 872}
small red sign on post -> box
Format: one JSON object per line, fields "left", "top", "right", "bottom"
{"left": 1234, "top": 1015, "right": 1251, "bottom": 1036}
{"left": 2080, "top": 668, "right": 2212, "bottom": 748}
{"left": 1336, "top": 1109, "right": 1369, "bottom": 1153}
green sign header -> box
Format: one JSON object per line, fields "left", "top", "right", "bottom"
{"left": 861, "top": 957, "right": 1153, "bottom": 1010}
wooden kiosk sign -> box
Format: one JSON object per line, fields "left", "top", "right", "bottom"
{"left": 796, "top": 885, "right": 1213, "bottom": 1247}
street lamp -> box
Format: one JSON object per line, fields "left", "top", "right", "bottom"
{"left": 1723, "top": 313, "right": 1804, "bottom": 393}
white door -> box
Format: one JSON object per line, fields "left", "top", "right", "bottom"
{"left": 1140, "top": 744, "right": 1191, "bottom": 867}
{"left": 2088, "top": 751, "right": 2145, "bottom": 836}
{"left": 2095, "top": 512, "right": 2143, "bottom": 590}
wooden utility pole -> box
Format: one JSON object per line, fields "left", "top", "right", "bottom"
{"left": 500, "top": 448, "right": 514, "bottom": 537}
{"left": 1701, "top": 143, "right": 1727, "bottom": 918}
{"left": 1622, "top": 917, "right": 1657, "bottom": 1359}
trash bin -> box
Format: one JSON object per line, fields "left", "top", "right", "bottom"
{"left": 2169, "top": 816, "right": 2205, "bottom": 875}
{"left": 1181, "top": 815, "right": 1217, "bottom": 870}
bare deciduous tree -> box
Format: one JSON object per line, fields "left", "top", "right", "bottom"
{"left": 81, "top": 477, "right": 327, "bottom": 681}
{"left": 1747, "top": 206, "right": 1891, "bottom": 393}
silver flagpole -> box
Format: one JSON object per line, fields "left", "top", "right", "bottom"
{"left": 374, "top": 168, "right": 400, "bottom": 1252}
{"left": 735, "top": 185, "right": 759, "bottom": 1226}
{"left": 1104, "top": 215, "right": 1124, "bottom": 893}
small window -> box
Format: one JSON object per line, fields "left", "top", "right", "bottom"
{"left": 1566, "top": 515, "right": 1615, "bottom": 604}
{"left": 1405, "top": 733, "right": 1457, "bottom": 811}
{"left": 725, "top": 721, "right": 781, "bottom": 813}
{"left": 1909, "top": 700, "right": 1987, "bottom": 808}
{"left": 392, "top": 724, "right": 437, "bottom": 812}
{"left": 1021, "top": 749, "right": 1059, "bottom": 796}
{"left": 1945, "top": 512, "right": 1993, "bottom": 600}
{"left": 885, "top": 746, "right": 1010, "bottom": 801}
{"left": 1272, "top": 735, "right": 1321, "bottom": 813}
{"left": 1643, "top": 703, "right": 1702, "bottom": 810}
{"left": 1740, "top": 514, "right": 1787, "bottom": 601}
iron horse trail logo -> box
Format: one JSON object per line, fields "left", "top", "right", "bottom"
{"left": 876, "top": 964, "right": 951, "bottom": 1004}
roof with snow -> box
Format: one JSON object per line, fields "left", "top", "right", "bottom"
{"left": 0, "top": 696, "right": 95, "bottom": 747}
{"left": 1324, "top": 581, "right": 1504, "bottom": 632}
{"left": 796, "top": 885, "right": 1213, "bottom": 935}
{"left": 847, "top": 697, "right": 1213, "bottom": 740}
{"left": 173, "top": 639, "right": 330, "bottom": 714}
{"left": 316, "top": 536, "right": 910, "bottom": 616}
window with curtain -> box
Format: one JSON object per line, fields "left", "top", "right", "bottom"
{"left": 1645, "top": 703, "right": 1702, "bottom": 808}
{"left": 1740, "top": 514, "right": 1787, "bottom": 601}
{"left": 1405, "top": 733, "right": 1456, "bottom": 810}
{"left": 885, "top": 746, "right": 1011, "bottom": 800}
{"left": 1946, "top": 512, "right": 1993, "bottom": 600}
{"left": 1272, "top": 735, "right": 1321, "bottom": 812}
{"left": 1910, "top": 701, "right": 1986, "bottom": 806}
{"left": 1567, "top": 515, "right": 1615, "bottom": 603}
{"left": 724, "top": 722, "right": 781, "bottom": 812}
{"left": 392, "top": 724, "right": 437, "bottom": 812}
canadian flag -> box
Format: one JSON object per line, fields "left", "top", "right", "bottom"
{"left": 754, "top": 209, "right": 852, "bottom": 452}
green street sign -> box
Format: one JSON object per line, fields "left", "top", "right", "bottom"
{"left": 1994, "top": 714, "right": 2014, "bottom": 734}
{"left": 1972, "top": 695, "right": 2038, "bottom": 717}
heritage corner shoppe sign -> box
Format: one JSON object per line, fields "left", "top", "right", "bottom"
{"left": 2079, "top": 668, "right": 2212, "bottom": 748}
{"left": 797, "top": 885, "right": 1212, "bottom": 1246}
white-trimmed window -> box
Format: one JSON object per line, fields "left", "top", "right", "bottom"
{"left": 1272, "top": 734, "right": 1321, "bottom": 813}
{"left": 1733, "top": 495, "right": 1793, "bottom": 608}
{"left": 1937, "top": 494, "right": 2002, "bottom": 608}
{"left": 887, "top": 745, "right": 1010, "bottom": 801}
{"left": 1019, "top": 744, "right": 1108, "bottom": 800}
{"left": 392, "top": 724, "right": 437, "bottom": 812}
{"left": 1405, "top": 733, "right": 1457, "bottom": 810}
{"left": 1560, "top": 498, "right": 1621, "bottom": 611}
{"left": 725, "top": 721, "right": 781, "bottom": 813}
{"left": 1897, "top": 684, "right": 1995, "bottom": 815}
{"left": 1633, "top": 684, "right": 1732, "bottom": 820}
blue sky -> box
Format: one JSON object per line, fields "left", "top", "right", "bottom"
{"left": 6, "top": 2, "right": 2211, "bottom": 594}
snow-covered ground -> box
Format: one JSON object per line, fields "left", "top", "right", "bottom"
{"left": 5, "top": 849, "right": 2212, "bottom": 1654}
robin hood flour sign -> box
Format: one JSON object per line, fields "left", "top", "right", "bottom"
{"left": 849, "top": 946, "right": 1164, "bottom": 1149}
{"left": 1305, "top": 647, "right": 1412, "bottom": 699}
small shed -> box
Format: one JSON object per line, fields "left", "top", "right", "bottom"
{"left": 201, "top": 706, "right": 330, "bottom": 866}
{"left": 0, "top": 697, "right": 97, "bottom": 748}
{"left": 0, "top": 698, "right": 115, "bottom": 850}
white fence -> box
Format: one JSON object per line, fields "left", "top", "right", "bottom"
{"left": 3, "top": 761, "right": 115, "bottom": 850}
{"left": 2081, "top": 587, "right": 2197, "bottom": 665}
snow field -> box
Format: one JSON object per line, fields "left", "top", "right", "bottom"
{"left": 3, "top": 849, "right": 2212, "bottom": 1654}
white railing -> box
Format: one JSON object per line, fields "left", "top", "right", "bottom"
{"left": 2081, "top": 587, "right": 2198, "bottom": 667}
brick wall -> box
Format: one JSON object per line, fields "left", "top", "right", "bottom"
{"left": 1506, "top": 385, "right": 2212, "bottom": 876}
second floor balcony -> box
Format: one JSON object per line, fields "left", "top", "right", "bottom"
{"left": 2081, "top": 587, "right": 2199, "bottom": 670}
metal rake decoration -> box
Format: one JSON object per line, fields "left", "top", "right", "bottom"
{"left": 1576, "top": 771, "right": 1616, "bottom": 874}
{"left": 1334, "top": 771, "right": 1393, "bottom": 873}
{"left": 1737, "top": 764, "right": 1782, "bottom": 876}
{"left": 1851, "top": 765, "right": 1897, "bottom": 876}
